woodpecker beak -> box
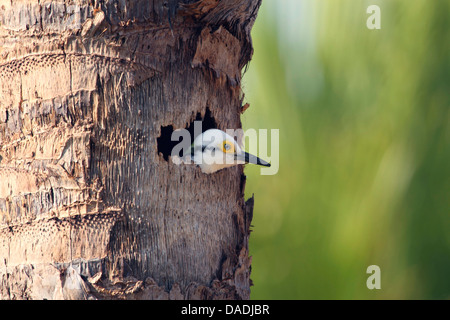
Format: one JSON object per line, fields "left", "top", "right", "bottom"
{"left": 236, "top": 151, "right": 271, "bottom": 167}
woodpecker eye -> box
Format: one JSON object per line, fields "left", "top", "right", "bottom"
{"left": 222, "top": 141, "right": 235, "bottom": 153}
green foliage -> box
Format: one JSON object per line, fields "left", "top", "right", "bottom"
{"left": 243, "top": 0, "right": 450, "bottom": 299}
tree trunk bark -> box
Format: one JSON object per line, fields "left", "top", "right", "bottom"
{"left": 0, "top": 0, "right": 261, "bottom": 300}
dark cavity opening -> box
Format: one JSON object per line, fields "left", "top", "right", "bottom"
{"left": 157, "top": 108, "right": 217, "bottom": 161}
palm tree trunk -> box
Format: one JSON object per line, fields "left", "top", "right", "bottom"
{"left": 0, "top": 0, "right": 261, "bottom": 300}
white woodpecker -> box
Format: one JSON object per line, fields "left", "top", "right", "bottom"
{"left": 189, "top": 129, "right": 271, "bottom": 174}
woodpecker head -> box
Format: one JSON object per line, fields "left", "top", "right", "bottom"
{"left": 190, "top": 129, "right": 271, "bottom": 174}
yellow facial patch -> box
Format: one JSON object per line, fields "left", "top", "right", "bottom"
{"left": 221, "top": 140, "right": 235, "bottom": 153}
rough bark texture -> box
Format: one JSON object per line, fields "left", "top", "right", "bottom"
{"left": 0, "top": 0, "right": 261, "bottom": 300}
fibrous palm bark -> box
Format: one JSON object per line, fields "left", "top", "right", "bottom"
{"left": 0, "top": 0, "right": 261, "bottom": 299}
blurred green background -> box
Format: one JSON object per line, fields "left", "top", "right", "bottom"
{"left": 242, "top": 0, "right": 449, "bottom": 299}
